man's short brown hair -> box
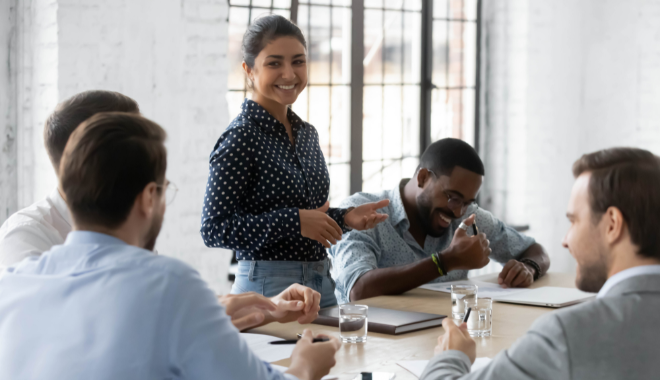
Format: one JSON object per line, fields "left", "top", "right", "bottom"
{"left": 60, "top": 112, "right": 167, "bottom": 229}
{"left": 573, "top": 147, "right": 660, "bottom": 259}
{"left": 45, "top": 90, "right": 140, "bottom": 175}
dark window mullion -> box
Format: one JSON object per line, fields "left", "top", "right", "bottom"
{"left": 349, "top": 0, "right": 364, "bottom": 195}
{"left": 419, "top": 0, "right": 433, "bottom": 154}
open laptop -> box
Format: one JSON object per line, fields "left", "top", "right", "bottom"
{"left": 493, "top": 287, "right": 596, "bottom": 308}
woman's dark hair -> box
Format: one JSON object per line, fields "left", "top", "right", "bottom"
{"left": 242, "top": 14, "right": 306, "bottom": 68}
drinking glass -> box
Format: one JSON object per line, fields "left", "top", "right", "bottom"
{"left": 339, "top": 304, "right": 368, "bottom": 343}
{"left": 451, "top": 284, "right": 477, "bottom": 320}
{"left": 463, "top": 297, "right": 493, "bottom": 337}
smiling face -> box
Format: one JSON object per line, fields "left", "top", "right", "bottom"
{"left": 243, "top": 36, "right": 308, "bottom": 108}
{"left": 562, "top": 173, "right": 610, "bottom": 292}
{"left": 416, "top": 166, "right": 483, "bottom": 237}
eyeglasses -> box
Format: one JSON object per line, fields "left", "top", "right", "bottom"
{"left": 425, "top": 168, "right": 477, "bottom": 212}
{"left": 156, "top": 180, "right": 178, "bottom": 205}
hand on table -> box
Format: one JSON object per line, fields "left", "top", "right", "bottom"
{"left": 434, "top": 318, "right": 476, "bottom": 364}
{"left": 269, "top": 283, "right": 322, "bottom": 324}
{"left": 219, "top": 284, "right": 321, "bottom": 331}
{"left": 300, "top": 201, "right": 343, "bottom": 248}
{"left": 286, "top": 329, "right": 341, "bottom": 380}
{"left": 344, "top": 199, "right": 390, "bottom": 231}
{"left": 219, "top": 292, "right": 277, "bottom": 331}
{"left": 498, "top": 260, "right": 534, "bottom": 288}
{"left": 440, "top": 214, "right": 491, "bottom": 271}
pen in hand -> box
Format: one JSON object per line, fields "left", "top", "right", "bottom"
{"left": 269, "top": 338, "right": 329, "bottom": 345}
{"left": 463, "top": 307, "right": 472, "bottom": 324}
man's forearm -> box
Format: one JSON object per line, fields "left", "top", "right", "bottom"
{"left": 519, "top": 243, "right": 550, "bottom": 277}
{"left": 350, "top": 258, "right": 440, "bottom": 301}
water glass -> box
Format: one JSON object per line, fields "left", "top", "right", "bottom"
{"left": 463, "top": 297, "right": 493, "bottom": 337}
{"left": 339, "top": 304, "right": 368, "bottom": 343}
{"left": 451, "top": 284, "right": 477, "bottom": 320}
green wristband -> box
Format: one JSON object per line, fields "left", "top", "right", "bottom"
{"left": 431, "top": 253, "right": 445, "bottom": 276}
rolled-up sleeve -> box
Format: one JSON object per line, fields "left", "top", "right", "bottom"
{"left": 329, "top": 230, "right": 381, "bottom": 304}
{"left": 200, "top": 126, "right": 301, "bottom": 252}
{"left": 472, "top": 208, "right": 535, "bottom": 264}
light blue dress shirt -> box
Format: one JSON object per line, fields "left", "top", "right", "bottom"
{"left": 329, "top": 181, "right": 536, "bottom": 304}
{"left": 0, "top": 231, "right": 297, "bottom": 380}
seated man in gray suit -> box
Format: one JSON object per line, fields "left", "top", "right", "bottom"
{"left": 422, "top": 147, "right": 660, "bottom": 380}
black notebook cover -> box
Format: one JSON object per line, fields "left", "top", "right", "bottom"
{"left": 312, "top": 305, "right": 446, "bottom": 335}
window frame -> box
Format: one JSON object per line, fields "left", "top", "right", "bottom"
{"left": 226, "top": 0, "right": 482, "bottom": 195}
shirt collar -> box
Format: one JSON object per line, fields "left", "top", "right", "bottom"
{"left": 597, "top": 264, "right": 660, "bottom": 298}
{"left": 49, "top": 187, "right": 72, "bottom": 227}
{"left": 388, "top": 179, "right": 411, "bottom": 228}
{"left": 64, "top": 231, "right": 130, "bottom": 247}
{"left": 240, "top": 98, "right": 306, "bottom": 133}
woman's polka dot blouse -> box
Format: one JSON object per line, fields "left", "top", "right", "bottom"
{"left": 200, "top": 99, "right": 350, "bottom": 262}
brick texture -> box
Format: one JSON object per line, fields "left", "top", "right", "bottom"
{"left": 9, "top": 0, "right": 232, "bottom": 293}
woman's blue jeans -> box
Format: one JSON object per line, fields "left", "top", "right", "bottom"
{"left": 231, "top": 258, "right": 338, "bottom": 308}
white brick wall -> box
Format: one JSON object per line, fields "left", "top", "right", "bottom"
{"left": 0, "top": 0, "right": 18, "bottom": 222}
{"left": 9, "top": 0, "right": 233, "bottom": 293}
{"left": 481, "top": 0, "right": 660, "bottom": 273}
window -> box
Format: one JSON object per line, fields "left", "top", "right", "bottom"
{"left": 226, "top": 0, "right": 480, "bottom": 202}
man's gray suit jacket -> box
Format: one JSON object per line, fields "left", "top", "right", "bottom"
{"left": 420, "top": 274, "right": 660, "bottom": 380}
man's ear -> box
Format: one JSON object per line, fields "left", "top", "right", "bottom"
{"left": 603, "top": 206, "right": 626, "bottom": 245}
{"left": 137, "top": 182, "right": 159, "bottom": 219}
{"left": 416, "top": 168, "right": 432, "bottom": 189}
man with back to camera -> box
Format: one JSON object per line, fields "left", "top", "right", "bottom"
{"left": 330, "top": 138, "right": 550, "bottom": 304}
{"left": 0, "top": 90, "right": 140, "bottom": 269}
{"left": 0, "top": 112, "right": 340, "bottom": 380}
{"left": 0, "top": 90, "right": 322, "bottom": 331}
{"left": 422, "top": 147, "right": 660, "bottom": 379}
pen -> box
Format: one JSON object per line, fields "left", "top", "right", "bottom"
{"left": 269, "top": 338, "right": 329, "bottom": 345}
{"left": 463, "top": 307, "right": 472, "bottom": 323}
{"left": 472, "top": 222, "right": 479, "bottom": 236}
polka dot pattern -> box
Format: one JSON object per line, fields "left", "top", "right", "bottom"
{"left": 200, "top": 99, "right": 349, "bottom": 262}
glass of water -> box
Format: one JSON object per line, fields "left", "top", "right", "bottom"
{"left": 451, "top": 284, "right": 477, "bottom": 320}
{"left": 463, "top": 297, "right": 493, "bottom": 337}
{"left": 339, "top": 304, "right": 368, "bottom": 343}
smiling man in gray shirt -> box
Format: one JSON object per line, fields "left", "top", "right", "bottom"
{"left": 330, "top": 139, "right": 550, "bottom": 304}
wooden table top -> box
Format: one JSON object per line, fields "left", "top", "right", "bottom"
{"left": 250, "top": 272, "right": 576, "bottom": 380}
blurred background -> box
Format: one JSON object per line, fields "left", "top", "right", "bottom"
{"left": 1, "top": 0, "right": 659, "bottom": 293}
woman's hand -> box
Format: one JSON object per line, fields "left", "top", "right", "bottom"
{"left": 344, "top": 199, "right": 390, "bottom": 231}
{"left": 300, "top": 202, "right": 343, "bottom": 248}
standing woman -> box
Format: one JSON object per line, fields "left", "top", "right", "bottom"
{"left": 201, "top": 15, "right": 388, "bottom": 307}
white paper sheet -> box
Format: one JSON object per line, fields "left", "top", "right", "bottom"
{"left": 419, "top": 279, "right": 529, "bottom": 299}
{"left": 270, "top": 364, "right": 338, "bottom": 380}
{"left": 397, "top": 357, "right": 492, "bottom": 378}
{"left": 241, "top": 333, "right": 296, "bottom": 363}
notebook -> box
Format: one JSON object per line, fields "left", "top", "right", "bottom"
{"left": 312, "top": 305, "right": 446, "bottom": 335}
{"left": 492, "top": 286, "right": 596, "bottom": 308}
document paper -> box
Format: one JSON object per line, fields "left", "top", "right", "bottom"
{"left": 397, "top": 357, "right": 492, "bottom": 378}
{"left": 241, "top": 333, "right": 296, "bottom": 363}
{"left": 419, "top": 279, "right": 529, "bottom": 298}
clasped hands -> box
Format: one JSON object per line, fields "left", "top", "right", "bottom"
{"left": 219, "top": 283, "right": 321, "bottom": 331}
{"left": 299, "top": 200, "right": 390, "bottom": 248}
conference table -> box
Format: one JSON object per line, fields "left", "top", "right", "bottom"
{"left": 251, "top": 272, "right": 577, "bottom": 379}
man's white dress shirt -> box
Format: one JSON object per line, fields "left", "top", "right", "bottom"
{"left": 0, "top": 188, "right": 72, "bottom": 271}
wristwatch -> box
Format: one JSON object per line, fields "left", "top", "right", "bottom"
{"left": 519, "top": 258, "right": 541, "bottom": 281}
